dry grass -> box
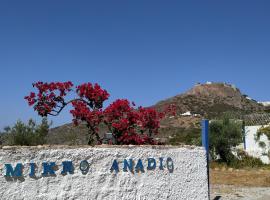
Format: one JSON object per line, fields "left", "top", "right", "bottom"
{"left": 210, "top": 168, "right": 270, "bottom": 187}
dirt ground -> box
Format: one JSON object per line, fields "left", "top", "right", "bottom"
{"left": 210, "top": 168, "right": 270, "bottom": 187}
{"left": 210, "top": 168, "right": 270, "bottom": 199}
{"left": 211, "top": 185, "right": 270, "bottom": 200}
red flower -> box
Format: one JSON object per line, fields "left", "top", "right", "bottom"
{"left": 25, "top": 81, "right": 166, "bottom": 145}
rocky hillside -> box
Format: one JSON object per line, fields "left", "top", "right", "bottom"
{"left": 155, "top": 82, "right": 265, "bottom": 118}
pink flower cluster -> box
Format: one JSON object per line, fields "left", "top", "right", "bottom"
{"left": 24, "top": 81, "right": 73, "bottom": 116}
{"left": 76, "top": 83, "right": 109, "bottom": 109}
{"left": 25, "top": 81, "right": 175, "bottom": 145}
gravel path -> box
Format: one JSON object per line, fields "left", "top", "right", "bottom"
{"left": 211, "top": 185, "right": 270, "bottom": 200}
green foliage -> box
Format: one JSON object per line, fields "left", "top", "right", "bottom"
{"left": 259, "top": 141, "right": 266, "bottom": 149}
{"left": 256, "top": 125, "right": 270, "bottom": 141}
{"left": 211, "top": 150, "right": 265, "bottom": 169}
{"left": 167, "top": 128, "right": 201, "bottom": 146}
{"left": 2, "top": 118, "right": 51, "bottom": 146}
{"left": 230, "top": 150, "right": 265, "bottom": 168}
{"left": 209, "top": 117, "right": 243, "bottom": 163}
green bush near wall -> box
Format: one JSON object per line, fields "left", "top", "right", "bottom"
{"left": 209, "top": 117, "right": 243, "bottom": 163}
{"left": 0, "top": 118, "right": 51, "bottom": 146}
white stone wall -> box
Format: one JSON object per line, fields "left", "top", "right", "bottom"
{"left": 245, "top": 126, "right": 270, "bottom": 164}
{"left": 0, "top": 146, "right": 208, "bottom": 200}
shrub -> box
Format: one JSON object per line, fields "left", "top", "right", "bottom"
{"left": 2, "top": 118, "right": 51, "bottom": 146}
{"left": 256, "top": 125, "right": 270, "bottom": 141}
{"left": 209, "top": 116, "right": 243, "bottom": 163}
{"left": 168, "top": 128, "right": 201, "bottom": 146}
{"left": 229, "top": 150, "right": 265, "bottom": 168}
{"left": 211, "top": 150, "right": 265, "bottom": 169}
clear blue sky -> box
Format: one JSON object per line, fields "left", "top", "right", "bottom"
{"left": 1, "top": 1, "right": 270, "bottom": 129}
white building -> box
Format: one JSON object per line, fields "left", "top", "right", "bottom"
{"left": 244, "top": 114, "right": 270, "bottom": 164}
{"left": 245, "top": 125, "right": 270, "bottom": 164}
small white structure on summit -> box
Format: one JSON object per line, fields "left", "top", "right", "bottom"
{"left": 246, "top": 96, "right": 252, "bottom": 100}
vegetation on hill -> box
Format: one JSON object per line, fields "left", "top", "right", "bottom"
{"left": 165, "top": 127, "right": 201, "bottom": 146}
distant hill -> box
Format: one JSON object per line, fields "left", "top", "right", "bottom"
{"left": 154, "top": 82, "right": 265, "bottom": 118}
{"left": 48, "top": 82, "right": 268, "bottom": 145}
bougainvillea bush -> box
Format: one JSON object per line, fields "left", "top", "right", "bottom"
{"left": 25, "top": 81, "right": 175, "bottom": 145}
